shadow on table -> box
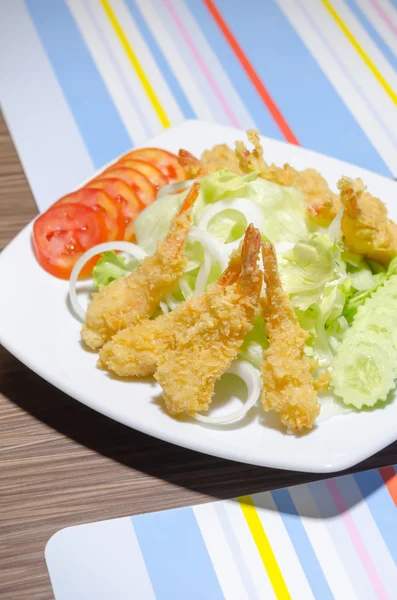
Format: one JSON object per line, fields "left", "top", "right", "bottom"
{"left": 1, "top": 346, "right": 393, "bottom": 514}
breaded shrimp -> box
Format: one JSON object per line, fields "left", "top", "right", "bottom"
{"left": 338, "top": 176, "right": 397, "bottom": 264}
{"left": 81, "top": 182, "right": 199, "bottom": 350}
{"left": 99, "top": 222, "right": 246, "bottom": 378}
{"left": 100, "top": 227, "right": 262, "bottom": 409}
{"left": 155, "top": 225, "right": 262, "bottom": 415}
{"left": 99, "top": 315, "right": 169, "bottom": 377}
{"left": 261, "top": 243, "right": 320, "bottom": 433}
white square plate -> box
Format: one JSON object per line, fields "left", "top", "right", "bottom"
{"left": 1, "top": 120, "right": 397, "bottom": 473}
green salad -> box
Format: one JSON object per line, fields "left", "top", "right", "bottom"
{"left": 91, "top": 169, "right": 397, "bottom": 411}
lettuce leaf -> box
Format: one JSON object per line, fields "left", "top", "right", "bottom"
{"left": 92, "top": 251, "right": 137, "bottom": 289}
{"left": 278, "top": 233, "right": 343, "bottom": 311}
{"left": 249, "top": 177, "right": 309, "bottom": 244}
{"left": 200, "top": 168, "right": 257, "bottom": 203}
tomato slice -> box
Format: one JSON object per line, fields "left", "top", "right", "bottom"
{"left": 123, "top": 148, "right": 187, "bottom": 183}
{"left": 99, "top": 166, "right": 156, "bottom": 206}
{"left": 55, "top": 188, "right": 125, "bottom": 241}
{"left": 118, "top": 158, "right": 168, "bottom": 189}
{"left": 89, "top": 177, "right": 141, "bottom": 240}
{"left": 33, "top": 203, "right": 108, "bottom": 279}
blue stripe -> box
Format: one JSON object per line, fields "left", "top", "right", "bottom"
{"left": 83, "top": 0, "right": 151, "bottom": 140}
{"left": 155, "top": 1, "right": 229, "bottom": 126}
{"left": 132, "top": 508, "right": 223, "bottom": 600}
{"left": 308, "top": 480, "right": 374, "bottom": 599}
{"left": 214, "top": 0, "right": 391, "bottom": 176}
{"left": 186, "top": 0, "right": 282, "bottom": 139}
{"left": 125, "top": 0, "right": 196, "bottom": 120}
{"left": 25, "top": 0, "right": 132, "bottom": 168}
{"left": 354, "top": 470, "right": 397, "bottom": 564}
{"left": 271, "top": 488, "right": 334, "bottom": 599}
{"left": 346, "top": 0, "right": 397, "bottom": 74}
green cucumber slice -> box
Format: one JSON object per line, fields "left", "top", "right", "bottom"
{"left": 332, "top": 332, "right": 396, "bottom": 408}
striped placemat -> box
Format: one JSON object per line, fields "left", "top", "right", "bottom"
{"left": 46, "top": 465, "right": 397, "bottom": 599}
{"left": 0, "top": 0, "right": 397, "bottom": 211}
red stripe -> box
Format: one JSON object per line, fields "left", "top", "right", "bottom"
{"left": 203, "top": 0, "right": 299, "bottom": 145}
{"left": 379, "top": 466, "right": 397, "bottom": 507}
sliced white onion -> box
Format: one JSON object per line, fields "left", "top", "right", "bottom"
{"left": 197, "top": 197, "right": 265, "bottom": 236}
{"left": 69, "top": 241, "right": 147, "bottom": 322}
{"left": 194, "top": 249, "right": 212, "bottom": 296}
{"left": 187, "top": 227, "right": 229, "bottom": 297}
{"left": 193, "top": 360, "right": 262, "bottom": 425}
{"left": 164, "top": 293, "right": 179, "bottom": 310}
{"left": 159, "top": 301, "right": 169, "bottom": 314}
{"left": 179, "top": 277, "right": 193, "bottom": 301}
{"left": 156, "top": 178, "right": 198, "bottom": 199}
{"left": 187, "top": 227, "right": 229, "bottom": 270}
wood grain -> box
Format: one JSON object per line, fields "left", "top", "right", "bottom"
{"left": 1, "top": 112, "right": 397, "bottom": 600}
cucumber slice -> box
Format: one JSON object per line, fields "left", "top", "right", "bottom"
{"left": 332, "top": 332, "right": 396, "bottom": 408}
{"left": 354, "top": 307, "right": 397, "bottom": 347}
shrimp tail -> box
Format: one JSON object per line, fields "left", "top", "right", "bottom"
{"left": 262, "top": 242, "right": 280, "bottom": 293}
{"left": 178, "top": 150, "right": 206, "bottom": 178}
{"left": 177, "top": 181, "right": 199, "bottom": 216}
{"left": 242, "top": 224, "right": 261, "bottom": 277}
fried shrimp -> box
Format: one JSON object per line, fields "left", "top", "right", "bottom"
{"left": 261, "top": 242, "right": 320, "bottom": 433}
{"left": 100, "top": 226, "right": 262, "bottom": 414}
{"left": 99, "top": 315, "right": 169, "bottom": 377}
{"left": 100, "top": 247, "right": 244, "bottom": 378}
{"left": 81, "top": 182, "right": 199, "bottom": 350}
{"left": 179, "top": 130, "right": 340, "bottom": 226}
{"left": 338, "top": 176, "right": 397, "bottom": 264}
{"left": 155, "top": 225, "right": 262, "bottom": 415}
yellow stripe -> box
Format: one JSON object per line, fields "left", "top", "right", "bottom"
{"left": 321, "top": 0, "right": 397, "bottom": 106}
{"left": 100, "top": 0, "right": 171, "bottom": 128}
{"left": 239, "top": 496, "right": 291, "bottom": 600}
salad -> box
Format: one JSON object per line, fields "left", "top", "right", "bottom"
{"left": 33, "top": 132, "right": 397, "bottom": 433}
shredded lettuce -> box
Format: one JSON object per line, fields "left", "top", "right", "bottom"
{"left": 92, "top": 251, "right": 137, "bottom": 289}
{"left": 134, "top": 168, "right": 309, "bottom": 253}
{"left": 96, "top": 169, "right": 397, "bottom": 374}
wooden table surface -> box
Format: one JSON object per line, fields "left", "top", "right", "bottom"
{"left": 1, "top": 112, "right": 397, "bottom": 600}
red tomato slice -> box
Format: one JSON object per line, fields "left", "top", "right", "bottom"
{"left": 118, "top": 158, "right": 168, "bottom": 189}
{"left": 123, "top": 148, "right": 187, "bottom": 183}
{"left": 33, "top": 203, "right": 108, "bottom": 279}
{"left": 55, "top": 188, "right": 125, "bottom": 241}
{"left": 89, "top": 178, "right": 141, "bottom": 240}
{"left": 99, "top": 166, "right": 156, "bottom": 206}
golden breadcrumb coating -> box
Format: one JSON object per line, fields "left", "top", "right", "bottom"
{"left": 261, "top": 242, "right": 320, "bottom": 433}
{"left": 81, "top": 182, "right": 199, "bottom": 350}
{"left": 338, "top": 176, "right": 397, "bottom": 264}
{"left": 98, "top": 315, "right": 169, "bottom": 377}
{"left": 101, "top": 226, "right": 262, "bottom": 415}
{"left": 154, "top": 225, "right": 262, "bottom": 415}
